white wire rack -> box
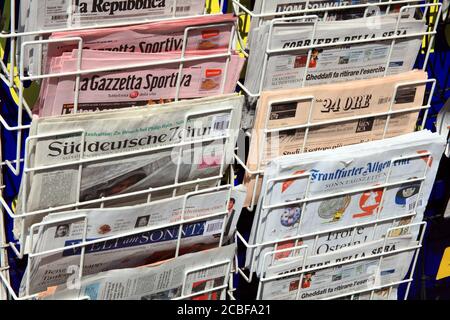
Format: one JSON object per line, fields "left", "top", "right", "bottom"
{"left": 232, "top": 2, "right": 441, "bottom": 98}
{"left": 250, "top": 221, "right": 427, "bottom": 300}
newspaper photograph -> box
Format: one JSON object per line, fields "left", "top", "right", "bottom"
{"left": 15, "top": 94, "right": 244, "bottom": 236}
{"left": 246, "top": 130, "right": 446, "bottom": 274}
{"left": 243, "top": 70, "right": 428, "bottom": 206}
{"left": 244, "top": 14, "right": 426, "bottom": 94}
{"left": 260, "top": 236, "right": 417, "bottom": 300}
{"left": 20, "top": 186, "right": 245, "bottom": 295}
{"left": 36, "top": 244, "right": 236, "bottom": 300}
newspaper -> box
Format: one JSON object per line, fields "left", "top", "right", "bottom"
{"left": 36, "top": 244, "right": 236, "bottom": 300}
{"left": 15, "top": 94, "right": 244, "bottom": 236}
{"left": 38, "top": 49, "right": 244, "bottom": 116}
{"left": 243, "top": 70, "right": 428, "bottom": 206}
{"left": 243, "top": 14, "right": 426, "bottom": 94}
{"left": 247, "top": 0, "right": 396, "bottom": 47}
{"left": 26, "top": 14, "right": 236, "bottom": 77}
{"left": 21, "top": 0, "right": 207, "bottom": 32}
{"left": 246, "top": 130, "right": 446, "bottom": 275}
{"left": 0, "top": 138, "right": 8, "bottom": 300}
{"left": 260, "top": 236, "right": 416, "bottom": 300}
{"left": 19, "top": 1, "right": 209, "bottom": 75}
{"left": 20, "top": 186, "right": 245, "bottom": 295}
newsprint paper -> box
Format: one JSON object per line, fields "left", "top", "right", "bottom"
{"left": 246, "top": 131, "right": 446, "bottom": 275}
{"left": 244, "top": 14, "right": 426, "bottom": 94}
{"left": 20, "top": 186, "right": 246, "bottom": 295}
{"left": 37, "top": 244, "right": 236, "bottom": 300}
{"left": 243, "top": 70, "right": 428, "bottom": 206}
{"left": 20, "top": 0, "right": 206, "bottom": 32}
{"left": 260, "top": 236, "right": 416, "bottom": 300}
{"left": 15, "top": 94, "right": 243, "bottom": 237}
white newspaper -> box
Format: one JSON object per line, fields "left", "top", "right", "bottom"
{"left": 244, "top": 15, "right": 425, "bottom": 94}
{"left": 15, "top": 94, "right": 243, "bottom": 236}
{"left": 247, "top": 130, "right": 445, "bottom": 275}
{"left": 260, "top": 236, "right": 417, "bottom": 300}
{"left": 20, "top": 186, "right": 246, "bottom": 295}
{"left": 37, "top": 244, "right": 236, "bottom": 300}
{"left": 247, "top": 0, "right": 392, "bottom": 46}
{"left": 243, "top": 70, "right": 428, "bottom": 207}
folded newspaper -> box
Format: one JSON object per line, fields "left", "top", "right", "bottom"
{"left": 243, "top": 70, "right": 428, "bottom": 206}
{"left": 259, "top": 235, "right": 417, "bottom": 300}
{"left": 37, "top": 244, "right": 236, "bottom": 300}
{"left": 15, "top": 94, "right": 244, "bottom": 237}
{"left": 244, "top": 14, "right": 426, "bottom": 94}
{"left": 20, "top": 0, "right": 208, "bottom": 32}
{"left": 246, "top": 130, "right": 445, "bottom": 275}
{"left": 37, "top": 48, "right": 244, "bottom": 116}
{"left": 19, "top": 186, "right": 245, "bottom": 295}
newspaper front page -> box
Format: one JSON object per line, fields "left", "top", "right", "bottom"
{"left": 21, "top": 0, "right": 207, "bottom": 32}
{"left": 243, "top": 70, "right": 428, "bottom": 206}
{"left": 15, "top": 94, "right": 243, "bottom": 236}
{"left": 260, "top": 236, "right": 416, "bottom": 300}
{"left": 20, "top": 186, "right": 246, "bottom": 295}
{"left": 247, "top": 0, "right": 396, "bottom": 46}
{"left": 37, "top": 244, "right": 236, "bottom": 300}
{"left": 244, "top": 15, "right": 426, "bottom": 94}
{"left": 246, "top": 131, "right": 445, "bottom": 275}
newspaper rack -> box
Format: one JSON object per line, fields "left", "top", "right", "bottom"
{"left": 235, "top": 149, "right": 433, "bottom": 300}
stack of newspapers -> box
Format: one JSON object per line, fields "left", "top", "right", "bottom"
{"left": 16, "top": 95, "right": 247, "bottom": 299}
{"left": 24, "top": 13, "right": 245, "bottom": 115}
{"left": 10, "top": 3, "right": 249, "bottom": 300}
